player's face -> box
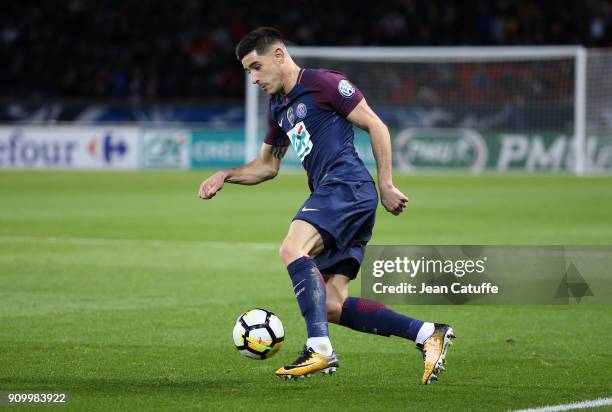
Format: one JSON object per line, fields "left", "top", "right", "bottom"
{"left": 241, "top": 49, "right": 284, "bottom": 95}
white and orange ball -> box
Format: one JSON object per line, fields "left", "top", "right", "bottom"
{"left": 233, "top": 308, "right": 284, "bottom": 360}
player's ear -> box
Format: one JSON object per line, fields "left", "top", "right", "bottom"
{"left": 273, "top": 46, "right": 285, "bottom": 63}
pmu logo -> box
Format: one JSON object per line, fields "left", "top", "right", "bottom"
{"left": 394, "top": 128, "right": 488, "bottom": 173}
{"left": 88, "top": 133, "right": 128, "bottom": 164}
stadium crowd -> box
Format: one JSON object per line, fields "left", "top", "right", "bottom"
{"left": 1, "top": 0, "right": 611, "bottom": 101}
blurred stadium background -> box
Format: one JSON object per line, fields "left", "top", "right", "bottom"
{"left": 1, "top": 1, "right": 612, "bottom": 411}
{"left": 1, "top": 0, "right": 611, "bottom": 173}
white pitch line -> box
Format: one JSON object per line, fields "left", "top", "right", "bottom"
{"left": 513, "top": 397, "right": 612, "bottom": 412}
{"left": 0, "top": 235, "right": 276, "bottom": 250}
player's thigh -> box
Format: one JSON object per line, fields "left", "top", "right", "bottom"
{"left": 279, "top": 219, "right": 325, "bottom": 263}
{"left": 325, "top": 274, "right": 351, "bottom": 323}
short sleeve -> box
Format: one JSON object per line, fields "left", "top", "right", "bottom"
{"left": 263, "top": 110, "right": 290, "bottom": 147}
{"left": 314, "top": 70, "right": 364, "bottom": 117}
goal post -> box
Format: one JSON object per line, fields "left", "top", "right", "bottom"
{"left": 245, "top": 46, "right": 611, "bottom": 175}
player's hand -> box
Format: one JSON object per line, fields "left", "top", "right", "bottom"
{"left": 380, "top": 184, "right": 409, "bottom": 215}
{"left": 198, "top": 171, "right": 227, "bottom": 199}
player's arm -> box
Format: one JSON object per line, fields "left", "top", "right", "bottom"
{"left": 198, "top": 143, "right": 287, "bottom": 199}
{"left": 346, "top": 99, "right": 408, "bottom": 215}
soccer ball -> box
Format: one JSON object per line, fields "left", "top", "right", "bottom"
{"left": 233, "top": 308, "right": 284, "bottom": 360}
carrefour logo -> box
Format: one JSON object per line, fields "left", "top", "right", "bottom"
{"left": 0, "top": 127, "right": 139, "bottom": 169}
{"left": 88, "top": 133, "right": 128, "bottom": 163}
{"left": 394, "top": 128, "right": 488, "bottom": 172}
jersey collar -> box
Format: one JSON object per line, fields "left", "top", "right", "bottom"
{"left": 283, "top": 68, "right": 305, "bottom": 103}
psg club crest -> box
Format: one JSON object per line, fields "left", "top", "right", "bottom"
{"left": 338, "top": 79, "right": 355, "bottom": 98}
{"left": 287, "top": 107, "right": 295, "bottom": 126}
{"left": 296, "top": 103, "right": 307, "bottom": 119}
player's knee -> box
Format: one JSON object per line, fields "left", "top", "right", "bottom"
{"left": 278, "top": 241, "right": 302, "bottom": 265}
{"left": 326, "top": 299, "right": 343, "bottom": 324}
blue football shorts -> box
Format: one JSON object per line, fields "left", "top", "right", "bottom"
{"left": 293, "top": 179, "right": 378, "bottom": 279}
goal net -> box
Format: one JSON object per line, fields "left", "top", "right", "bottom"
{"left": 245, "top": 46, "right": 612, "bottom": 174}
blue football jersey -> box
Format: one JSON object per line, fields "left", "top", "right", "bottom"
{"left": 264, "top": 69, "right": 374, "bottom": 191}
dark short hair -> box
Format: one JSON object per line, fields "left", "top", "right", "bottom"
{"left": 235, "top": 27, "right": 284, "bottom": 60}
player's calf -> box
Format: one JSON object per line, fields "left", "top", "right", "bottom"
{"left": 326, "top": 299, "right": 343, "bottom": 324}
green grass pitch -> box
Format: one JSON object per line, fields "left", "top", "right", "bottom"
{"left": 1, "top": 171, "right": 611, "bottom": 411}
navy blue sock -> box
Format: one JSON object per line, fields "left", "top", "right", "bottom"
{"left": 287, "top": 256, "right": 328, "bottom": 338}
{"left": 339, "top": 297, "right": 423, "bottom": 341}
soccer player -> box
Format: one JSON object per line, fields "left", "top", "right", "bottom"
{"left": 199, "top": 27, "right": 454, "bottom": 384}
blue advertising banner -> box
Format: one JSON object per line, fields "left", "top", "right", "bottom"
{"left": 190, "top": 130, "right": 244, "bottom": 169}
